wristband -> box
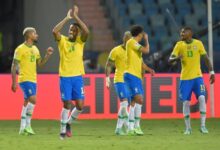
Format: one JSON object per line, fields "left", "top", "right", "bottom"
{"left": 210, "top": 71, "right": 215, "bottom": 75}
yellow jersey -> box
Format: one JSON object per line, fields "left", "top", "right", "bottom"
{"left": 172, "top": 39, "right": 207, "bottom": 80}
{"left": 58, "top": 35, "right": 85, "bottom": 77}
{"left": 109, "top": 45, "right": 127, "bottom": 83}
{"left": 13, "top": 43, "right": 41, "bottom": 83}
{"left": 125, "top": 38, "right": 143, "bottom": 79}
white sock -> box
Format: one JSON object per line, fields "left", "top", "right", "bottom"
{"left": 128, "top": 105, "right": 135, "bottom": 130}
{"left": 183, "top": 101, "right": 191, "bottom": 129}
{"left": 134, "top": 103, "right": 142, "bottom": 128}
{"left": 26, "top": 102, "right": 35, "bottom": 128}
{"left": 116, "top": 101, "right": 128, "bottom": 129}
{"left": 199, "top": 95, "right": 206, "bottom": 127}
{"left": 20, "top": 106, "right": 27, "bottom": 131}
{"left": 67, "top": 107, "right": 82, "bottom": 124}
{"left": 60, "top": 108, "right": 70, "bottom": 133}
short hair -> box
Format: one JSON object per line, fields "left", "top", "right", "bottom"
{"left": 183, "top": 26, "right": 192, "bottom": 32}
{"left": 23, "top": 27, "right": 36, "bottom": 38}
{"left": 130, "top": 25, "right": 143, "bottom": 37}
{"left": 72, "top": 23, "right": 81, "bottom": 29}
{"left": 124, "top": 31, "right": 131, "bottom": 36}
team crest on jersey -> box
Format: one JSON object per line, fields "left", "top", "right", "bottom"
{"left": 193, "top": 45, "right": 197, "bottom": 50}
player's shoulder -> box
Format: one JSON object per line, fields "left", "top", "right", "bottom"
{"left": 193, "top": 39, "right": 203, "bottom": 45}
{"left": 15, "top": 43, "right": 25, "bottom": 52}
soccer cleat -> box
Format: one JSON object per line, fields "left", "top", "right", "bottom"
{"left": 122, "top": 124, "right": 128, "bottom": 134}
{"left": 200, "top": 126, "right": 209, "bottom": 134}
{"left": 19, "top": 129, "right": 28, "bottom": 135}
{"left": 127, "top": 129, "right": 136, "bottom": 136}
{"left": 134, "top": 127, "right": 144, "bottom": 136}
{"left": 115, "top": 128, "right": 126, "bottom": 135}
{"left": 60, "top": 133, "right": 66, "bottom": 140}
{"left": 24, "top": 126, "right": 35, "bottom": 135}
{"left": 66, "top": 123, "right": 72, "bottom": 137}
{"left": 184, "top": 128, "right": 192, "bottom": 135}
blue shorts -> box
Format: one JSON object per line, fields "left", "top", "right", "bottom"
{"left": 124, "top": 73, "right": 143, "bottom": 99}
{"left": 179, "top": 77, "right": 206, "bottom": 101}
{"left": 60, "top": 76, "right": 85, "bottom": 101}
{"left": 19, "top": 81, "right": 37, "bottom": 100}
{"left": 114, "top": 82, "right": 130, "bottom": 101}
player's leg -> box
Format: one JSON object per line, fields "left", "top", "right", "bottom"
{"left": 66, "top": 76, "right": 84, "bottom": 137}
{"left": 114, "top": 82, "right": 129, "bottom": 135}
{"left": 124, "top": 73, "right": 143, "bottom": 135}
{"left": 18, "top": 82, "right": 35, "bottom": 135}
{"left": 194, "top": 77, "right": 208, "bottom": 133}
{"left": 133, "top": 94, "right": 144, "bottom": 135}
{"left": 179, "top": 80, "right": 193, "bottom": 135}
{"left": 59, "top": 77, "right": 72, "bottom": 139}
{"left": 24, "top": 82, "right": 37, "bottom": 135}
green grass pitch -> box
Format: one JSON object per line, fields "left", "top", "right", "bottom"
{"left": 0, "top": 119, "right": 220, "bottom": 150}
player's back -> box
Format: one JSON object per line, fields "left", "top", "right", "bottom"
{"left": 109, "top": 45, "right": 127, "bottom": 83}
{"left": 125, "top": 38, "right": 142, "bottom": 79}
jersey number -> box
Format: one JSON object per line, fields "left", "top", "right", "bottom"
{"left": 200, "top": 84, "right": 205, "bottom": 92}
{"left": 30, "top": 55, "right": 35, "bottom": 62}
{"left": 187, "top": 51, "right": 193, "bottom": 57}
{"left": 69, "top": 46, "right": 75, "bottom": 52}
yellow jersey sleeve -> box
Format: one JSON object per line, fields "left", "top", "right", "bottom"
{"left": 172, "top": 42, "right": 180, "bottom": 57}
{"left": 14, "top": 47, "right": 23, "bottom": 61}
{"left": 198, "top": 41, "right": 207, "bottom": 55}
{"left": 129, "top": 39, "right": 142, "bottom": 51}
{"left": 35, "top": 46, "right": 41, "bottom": 60}
{"left": 109, "top": 48, "right": 117, "bottom": 61}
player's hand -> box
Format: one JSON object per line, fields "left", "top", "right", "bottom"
{"left": 143, "top": 33, "right": 148, "bottom": 41}
{"left": 106, "top": 76, "right": 111, "bottom": 89}
{"left": 73, "top": 5, "right": 79, "bottom": 18}
{"left": 11, "top": 83, "right": 17, "bottom": 93}
{"left": 210, "top": 74, "right": 215, "bottom": 84}
{"left": 66, "top": 9, "right": 73, "bottom": 20}
{"left": 46, "top": 47, "right": 54, "bottom": 56}
{"left": 149, "top": 69, "right": 155, "bottom": 76}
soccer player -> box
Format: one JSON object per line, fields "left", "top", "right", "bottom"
{"left": 124, "top": 25, "right": 154, "bottom": 135}
{"left": 11, "top": 27, "right": 53, "bottom": 135}
{"left": 52, "top": 5, "right": 89, "bottom": 139}
{"left": 105, "top": 31, "right": 132, "bottom": 135}
{"left": 168, "top": 27, "right": 215, "bottom": 135}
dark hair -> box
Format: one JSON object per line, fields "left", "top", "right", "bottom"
{"left": 130, "top": 25, "right": 144, "bottom": 37}
{"left": 72, "top": 23, "right": 81, "bottom": 29}
{"left": 183, "top": 26, "right": 192, "bottom": 32}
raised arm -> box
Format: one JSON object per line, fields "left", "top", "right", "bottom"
{"left": 37, "top": 47, "right": 53, "bottom": 67}
{"left": 139, "top": 33, "right": 150, "bottom": 54}
{"left": 52, "top": 10, "right": 72, "bottom": 41}
{"left": 202, "top": 54, "right": 215, "bottom": 84}
{"left": 72, "top": 5, "right": 89, "bottom": 42}
{"left": 105, "top": 58, "right": 115, "bottom": 89}
{"left": 11, "top": 59, "right": 19, "bottom": 92}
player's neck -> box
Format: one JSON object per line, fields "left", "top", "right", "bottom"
{"left": 185, "top": 39, "right": 193, "bottom": 44}
{"left": 24, "top": 40, "right": 34, "bottom": 47}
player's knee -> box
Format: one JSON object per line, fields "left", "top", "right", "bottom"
{"left": 29, "top": 96, "right": 36, "bottom": 104}
{"left": 134, "top": 95, "right": 143, "bottom": 105}
{"left": 63, "top": 101, "right": 72, "bottom": 109}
